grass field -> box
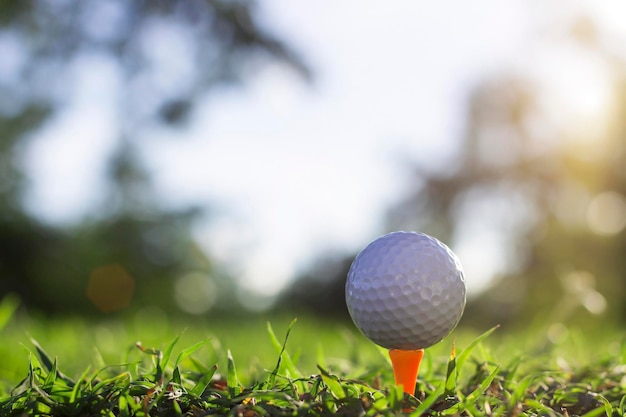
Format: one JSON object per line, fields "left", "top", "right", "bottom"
{"left": 1, "top": 295, "right": 626, "bottom": 416}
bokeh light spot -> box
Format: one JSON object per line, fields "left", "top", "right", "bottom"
{"left": 560, "top": 270, "right": 607, "bottom": 316}
{"left": 562, "top": 269, "right": 595, "bottom": 294}
{"left": 586, "top": 191, "right": 626, "bottom": 235}
{"left": 86, "top": 264, "right": 135, "bottom": 313}
{"left": 547, "top": 322, "right": 568, "bottom": 344}
{"left": 582, "top": 291, "right": 607, "bottom": 315}
{"left": 174, "top": 272, "right": 216, "bottom": 314}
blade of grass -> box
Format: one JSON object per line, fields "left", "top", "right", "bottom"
{"left": 580, "top": 406, "right": 608, "bottom": 417}
{"left": 69, "top": 366, "right": 92, "bottom": 403}
{"left": 174, "top": 338, "right": 211, "bottom": 367}
{"left": 30, "top": 339, "right": 75, "bottom": 386}
{"left": 92, "top": 372, "right": 131, "bottom": 393}
{"left": 172, "top": 398, "right": 183, "bottom": 416}
{"left": 387, "top": 383, "right": 404, "bottom": 410}
{"left": 510, "top": 371, "right": 561, "bottom": 407}
{"left": 444, "top": 364, "right": 501, "bottom": 415}
{"left": 190, "top": 364, "right": 218, "bottom": 397}
{"left": 465, "top": 364, "right": 500, "bottom": 402}
{"left": 502, "top": 354, "right": 523, "bottom": 391}
{"left": 42, "top": 358, "right": 58, "bottom": 390}
{"left": 118, "top": 395, "right": 131, "bottom": 417}
{"left": 266, "top": 319, "right": 301, "bottom": 379}
{"left": 27, "top": 351, "right": 39, "bottom": 388}
{"left": 227, "top": 350, "right": 241, "bottom": 396}
{"left": 409, "top": 381, "right": 445, "bottom": 417}
{"left": 318, "top": 365, "right": 346, "bottom": 399}
{"left": 161, "top": 335, "right": 181, "bottom": 371}
{"left": 136, "top": 341, "right": 165, "bottom": 385}
{"left": 586, "top": 394, "right": 613, "bottom": 417}
{"left": 455, "top": 325, "right": 499, "bottom": 373}
{"left": 444, "top": 343, "right": 457, "bottom": 397}
{"left": 524, "top": 399, "right": 559, "bottom": 416}
{"left": 172, "top": 366, "right": 182, "bottom": 385}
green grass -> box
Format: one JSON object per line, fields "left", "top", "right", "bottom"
{"left": 1, "top": 296, "right": 626, "bottom": 416}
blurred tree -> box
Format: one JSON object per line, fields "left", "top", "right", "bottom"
{"left": 0, "top": 0, "right": 309, "bottom": 315}
{"left": 278, "top": 15, "right": 626, "bottom": 329}
{"left": 386, "top": 17, "right": 626, "bottom": 329}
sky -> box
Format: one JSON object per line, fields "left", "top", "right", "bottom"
{"left": 21, "top": 0, "right": 626, "bottom": 305}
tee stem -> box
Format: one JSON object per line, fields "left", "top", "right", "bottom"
{"left": 388, "top": 348, "right": 424, "bottom": 395}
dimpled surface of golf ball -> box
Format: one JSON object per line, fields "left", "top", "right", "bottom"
{"left": 346, "top": 231, "right": 466, "bottom": 350}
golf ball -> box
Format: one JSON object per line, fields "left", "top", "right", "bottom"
{"left": 346, "top": 231, "right": 466, "bottom": 350}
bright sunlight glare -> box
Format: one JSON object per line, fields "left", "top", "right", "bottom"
{"left": 528, "top": 41, "right": 615, "bottom": 156}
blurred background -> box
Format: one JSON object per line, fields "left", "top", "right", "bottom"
{"left": 1, "top": 0, "right": 626, "bottom": 334}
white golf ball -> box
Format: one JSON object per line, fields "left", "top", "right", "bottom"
{"left": 346, "top": 231, "right": 466, "bottom": 350}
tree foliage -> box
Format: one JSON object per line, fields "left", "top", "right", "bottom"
{"left": 388, "top": 18, "right": 626, "bottom": 328}
{"left": 279, "top": 16, "right": 626, "bottom": 328}
{"left": 0, "top": 0, "right": 308, "bottom": 315}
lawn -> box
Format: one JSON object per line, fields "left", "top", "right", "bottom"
{"left": 1, "top": 295, "right": 626, "bottom": 416}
